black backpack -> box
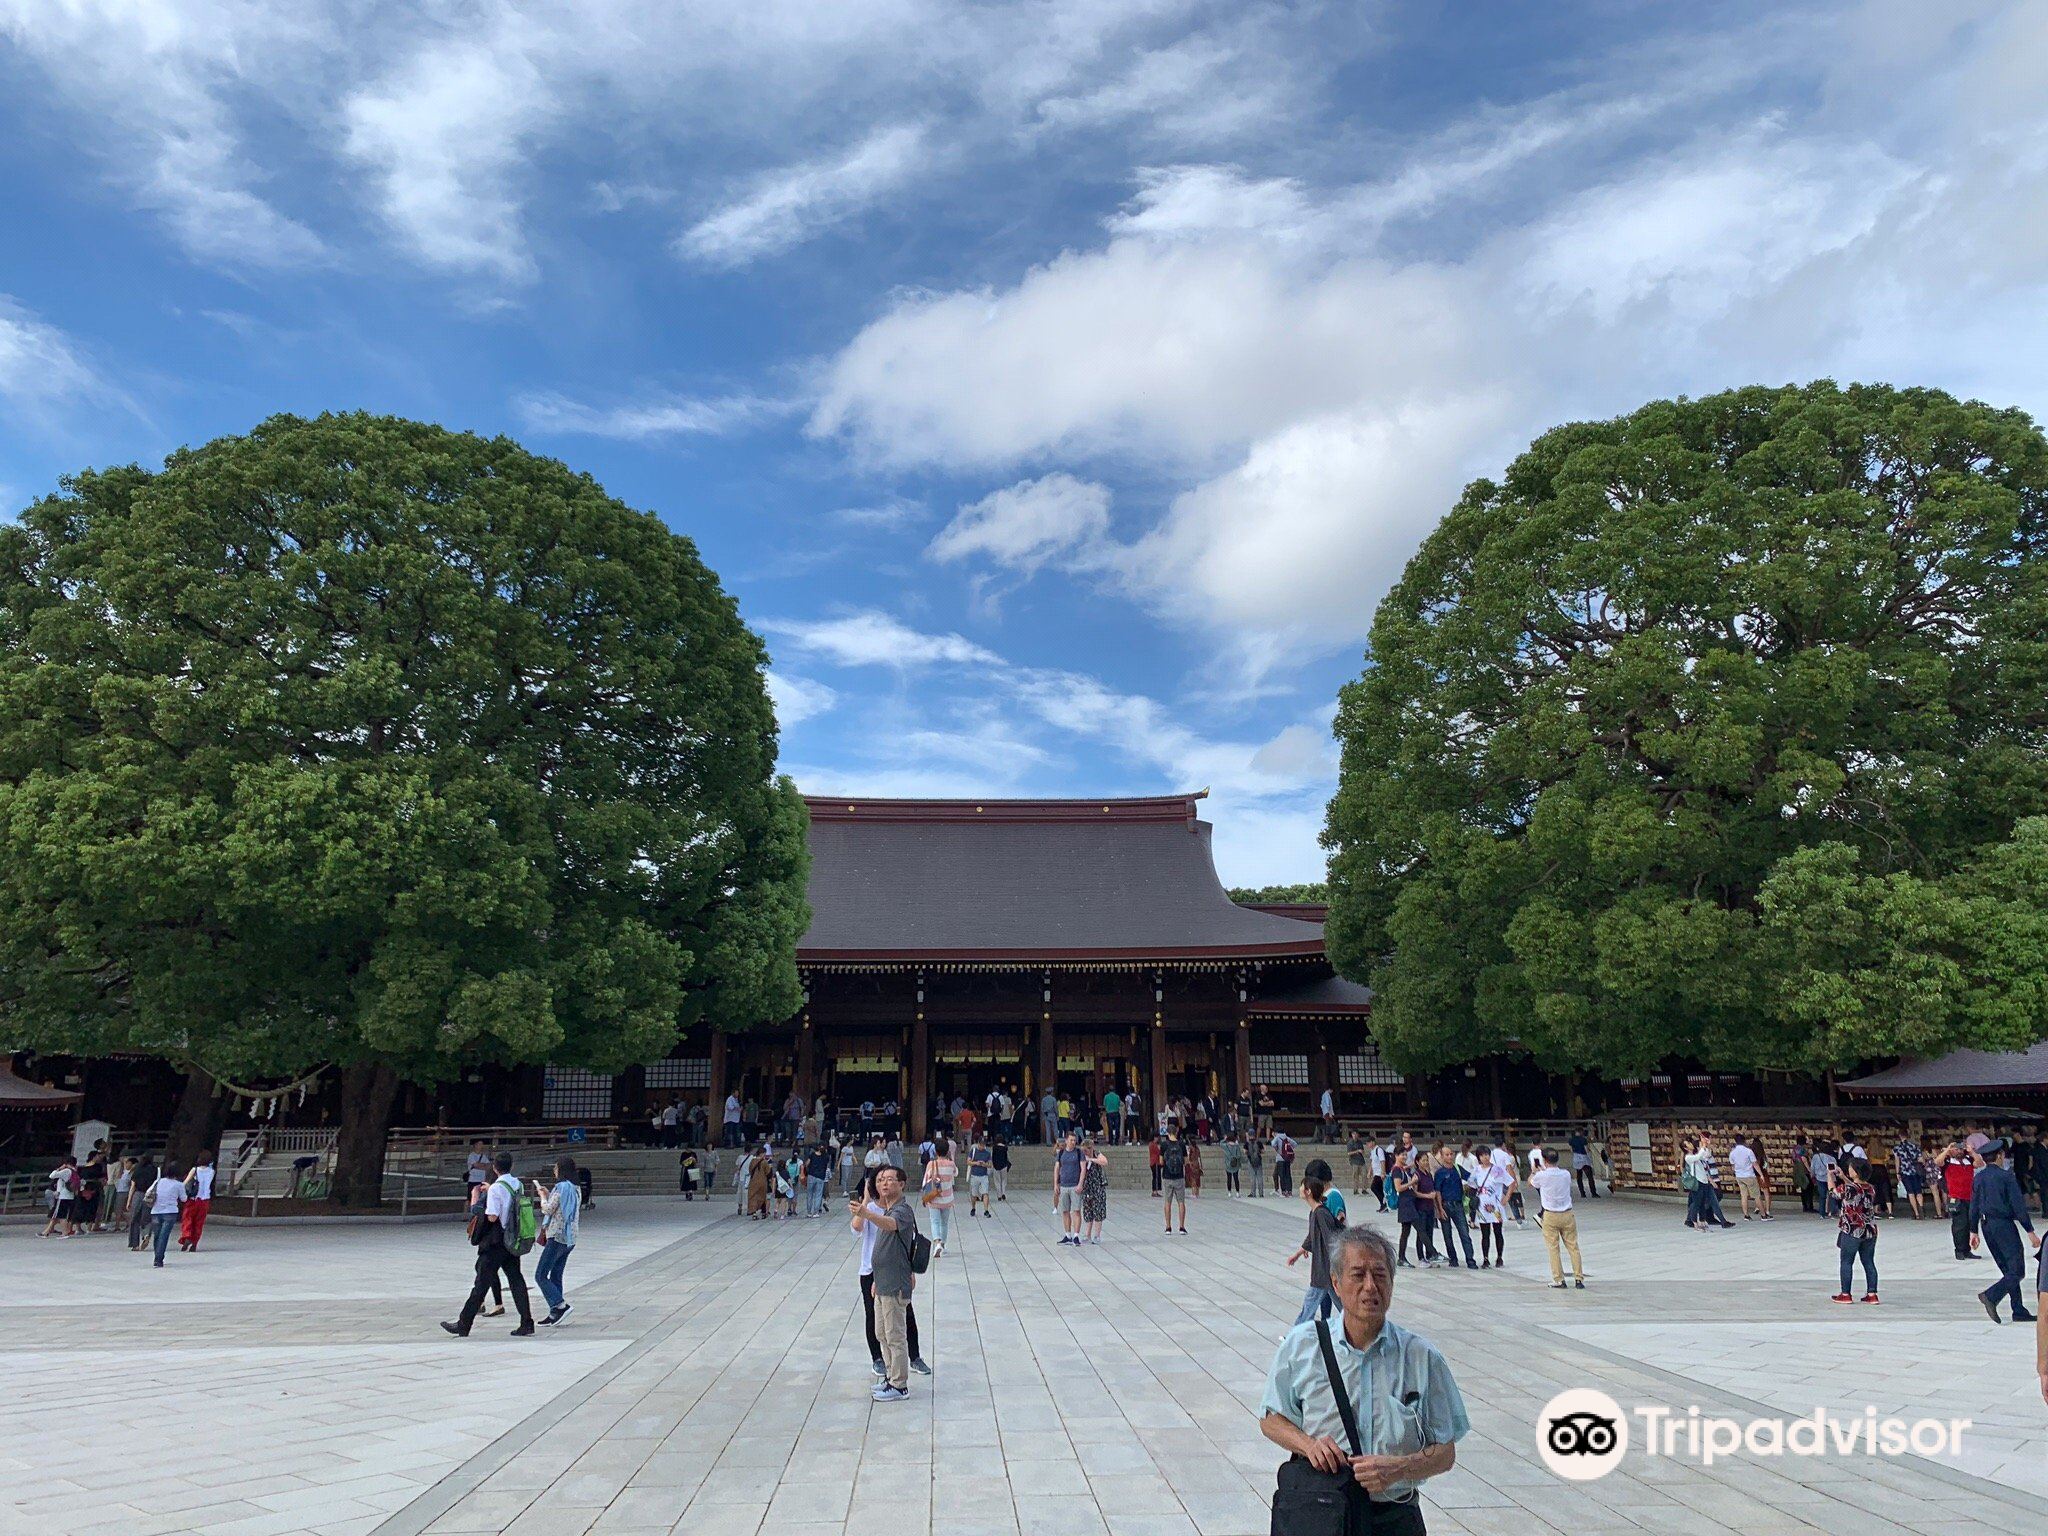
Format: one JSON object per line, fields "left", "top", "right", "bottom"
{"left": 897, "top": 1216, "right": 932, "bottom": 1275}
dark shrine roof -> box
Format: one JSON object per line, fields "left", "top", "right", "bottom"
{"left": 1839, "top": 1041, "right": 2048, "bottom": 1097}
{"left": 797, "top": 793, "right": 1327, "bottom": 963}
{"left": 1245, "top": 973, "right": 1375, "bottom": 1015}
{"left": 0, "top": 1066, "right": 83, "bottom": 1109}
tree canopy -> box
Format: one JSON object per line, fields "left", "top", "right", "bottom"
{"left": 1324, "top": 382, "right": 2048, "bottom": 1078}
{"left": 1228, "top": 883, "right": 1330, "bottom": 905}
{"left": 0, "top": 412, "right": 807, "bottom": 1197}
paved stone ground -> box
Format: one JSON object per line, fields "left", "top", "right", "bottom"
{"left": 1, "top": 1184, "right": 2041, "bottom": 1536}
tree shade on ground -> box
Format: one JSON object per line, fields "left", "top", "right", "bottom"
{"left": 0, "top": 413, "right": 808, "bottom": 1203}
{"left": 1324, "top": 381, "right": 2048, "bottom": 1079}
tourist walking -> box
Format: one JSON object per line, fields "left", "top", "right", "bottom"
{"left": 854, "top": 1166, "right": 922, "bottom": 1401}
{"left": 805, "top": 1140, "right": 832, "bottom": 1217}
{"left": 1527, "top": 1149, "right": 1585, "bottom": 1289}
{"left": 966, "top": 1136, "right": 993, "bottom": 1218}
{"left": 1260, "top": 1225, "right": 1468, "bottom": 1532}
{"left": 1041, "top": 1090, "right": 1059, "bottom": 1145}
{"left": 1248, "top": 1133, "right": 1267, "bottom": 1198}
{"left": 534, "top": 1157, "right": 581, "bottom": 1326}
{"left": 1729, "top": 1135, "right": 1769, "bottom": 1219}
{"left": 76, "top": 1142, "right": 108, "bottom": 1232}
{"left": 1390, "top": 1156, "right": 1427, "bottom": 1268}
{"left": 1148, "top": 1133, "right": 1163, "bottom": 1197}
{"left": 1287, "top": 1168, "right": 1346, "bottom": 1324}
{"left": 1470, "top": 1152, "right": 1508, "bottom": 1268}
{"left": 1186, "top": 1137, "right": 1204, "bottom": 1198}
{"left": 462, "top": 1179, "right": 506, "bottom": 1316}
{"left": 921, "top": 1135, "right": 958, "bottom": 1254}
{"left": 465, "top": 1140, "right": 491, "bottom": 1198}
{"left": 41, "top": 1155, "right": 79, "bottom": 1238}
{"left": 1830, "top": 1157, "right": 1880, "bottom": 1305}
{"left": 1369, "top": 1136, "right": 1388, "bottom": 1211}
{"left": 441, "top": 1152, "right": 536, "bottom": 1336}
{"left": 145, "top": 1160, "right": 185, "bottom": 1266}
{"left": 1224, "top": 1134, "right": 1245, "bottom": 1194}
{"left": 1408, "top": 1152, "right": 1444, "bottom": 1267}
{"left": 1054, "top": 1131, "right": 1087, "bottom": 1244}
{"left": 680, "top": 1147, "right": 701, "bottom": 1199}
{"left": 991, "top": 1135, "right": 1010, "bottom": 1201}
{"left": 125, "top": 1155, "right": 157, "bottom": 1251}
{"left": 178, "top": 1150, "right": 216, "bottom": 1252}
{"left": 1809, "top": 1142, "right": 1840, "bottom": 1218}
{"left": 1103, "top": 1086, "right": 1122, "bottom": 1145}
{"left": 1682, "top": 1135, "right": 1733, "bottom": 1229}
{"left": 1568, "top": 1130, "right": 1600, "bottom": 1198}
{"left": 1346, "top": 1132, "right": 1368, "bottom": 1196}
{"left": 1973, "top": 1140, "right": 2040, "bottom": 1323}
{"left": 1080, "top": 1138, "right": 1110, "bottom": 1243}
{"left": 1433, "top": 1144, "right": 1476, "bottom": 1269}
{"left": 1941, "top": 1142, "right": 1982, "bottom": 1260}
{"left": 1894, "top": 1134, "right": 1930, "bottom": 1219}
{"left": 1273, "top": 1130, "right": 1296, "bottom": 1198}
{"left": 1162, "top": 1130, "right": 1190, "bottom": 1234}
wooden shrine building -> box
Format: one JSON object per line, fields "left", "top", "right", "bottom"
{"left": 693, "top": 792, "right": 1387, "bottom": 1140}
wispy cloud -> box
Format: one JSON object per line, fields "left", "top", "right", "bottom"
{"left": 512, "top": 389, "right": 788, "bottom": 441}
{"left": 765, "top": 671, "right": 838, "bottom": 729}
{"left": 677, "top": 124, "right": 930, "bottom": 268}
{"left": 928, "top": 473, "right": 1113, "bottom": 574}
{"left": 0, "top": 297, "right": 118, "bottom": 425}
{"left": 761, "top": 610, "right": 1002, "bottom": 669}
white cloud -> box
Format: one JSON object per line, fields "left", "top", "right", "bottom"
{"left": 764, "top": 605, "right": 1339, "bottom": 874}
{"left": 512, "top": 389, "right": 784, "bottom": 440}
{"left": 928, "top": 473, "right": 1112, "bottom": 574}
{"left": 765, "top": 672, "right": 838, "bottom": 729}
{"left": 0, "top": 0, "right": 326, "bottom": 269}
{"left": 815, "top": 15, "right": 2048, "bottom": 673}
{"left": 830, "top": 498, "right": 926, "bottom": 530}
{"left": 341, "top": 17, "right": 551, "bottom": 284}
{"left": 677, "top": 124, "right": 930, "bottom": 267}
{"left": 761, "top": 611, "right": 1002, "bottom": 669}
{"left": 0, "top": 298, "right": 113, "bottom": 424}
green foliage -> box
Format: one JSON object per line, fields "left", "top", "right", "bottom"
{"left": 1325, "top": 382, "right": 2048, "bottom": 1076}
{"left": 0, "top": 412, "right": 808, "bottom": 1090}
{"left": 1228, "top": 882, "right": 1331, "bottom": 905}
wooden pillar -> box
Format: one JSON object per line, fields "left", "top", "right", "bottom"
{"left": 795, "top": 1020, "right": 816, "bottom": 1103}
{"left": 708, "top": 1030, "right": 729, "bottom": 1128}
{"left": 1037, "top": 1014, "right": 1057, "bottom": 1105}
{"left": 1310, "top": 1031, "right": 1335, "bottom": 1118}
{"left": 909, "top": 1009, "right": 929, "bottom": 1143}
{"left": 1234, "top": 1021, "right": 1252, "bottom": 1101}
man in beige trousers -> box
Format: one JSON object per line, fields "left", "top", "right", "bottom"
{"left": 1527, "top": 1148, "right": 1586, "bottom": 1290}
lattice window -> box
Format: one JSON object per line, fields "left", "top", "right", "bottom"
{"left": 1249, "top": 1053, "right": 1309, "bottom": 1086}
{"left": 645, "top": 1058, "right": 709, "bottom": 1090}
{"left": 1338, "top": 1043, "right": 1402, "bottom": 1087}
{"left": 542, "top": 1068, "right": 613, "bottom": 1121}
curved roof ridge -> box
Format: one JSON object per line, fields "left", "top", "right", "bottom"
{"left": 803, "top": 792, "right": 1206, "bottom": 825}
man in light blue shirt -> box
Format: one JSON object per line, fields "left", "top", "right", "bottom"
{"left": 1261, "top": 1224, "right": 1467, "bottom": 1527}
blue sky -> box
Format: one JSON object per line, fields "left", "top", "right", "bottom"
{"left": 3, "top": 1, "right": 2045, "bottom": 883}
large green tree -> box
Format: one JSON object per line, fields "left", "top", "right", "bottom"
{"left": 0, "top": 413, "right": 807, "bottom": 1202}
{"left": 1325, "top": 382, "right": 2048, "bottom": 1079}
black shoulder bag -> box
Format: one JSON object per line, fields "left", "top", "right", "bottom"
{"left": 1270, "top": 1318, "right": 1364, "bottom": 1536}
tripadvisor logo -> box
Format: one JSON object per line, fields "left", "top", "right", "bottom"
{"left": 1537, "top": 1391, "right": 1971, "bottom": 1478}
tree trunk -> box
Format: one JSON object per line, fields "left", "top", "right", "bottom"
{"left": 331, "top": 1061, "right": 402, "bottom": 1208}
{"left": 164, "top": 1064, "right": 230, "bottom": 1171}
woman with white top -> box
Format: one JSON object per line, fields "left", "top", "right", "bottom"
{"left": 147, "top": 1162, "right": 186, "bottom": 1266}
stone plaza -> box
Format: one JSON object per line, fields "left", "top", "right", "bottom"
{"left": 2, "top": 1185, "right": 2041, "bottom": 1536}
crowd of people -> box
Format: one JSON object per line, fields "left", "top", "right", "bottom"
{"left": 40, "top": 1141, "right": 217, "bottom": 1264}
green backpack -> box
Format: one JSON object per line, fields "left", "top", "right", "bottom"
{"left": 510, "top": 1182, "right": 539, "bottom": 1256}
